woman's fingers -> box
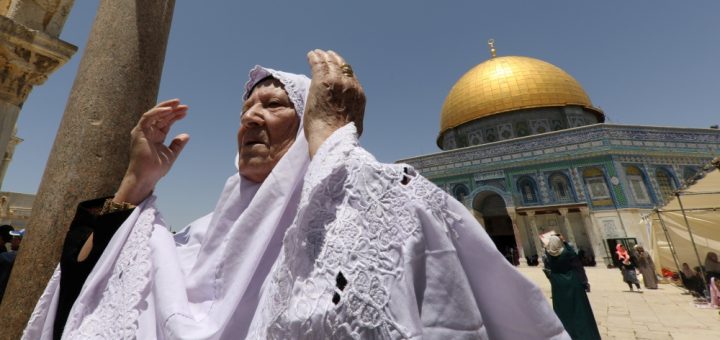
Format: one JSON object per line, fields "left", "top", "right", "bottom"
{"left": 139, "top": 99, "right": 184, "bottom": 124}
{"left": 155, "top": 98, "right": 181, "bottom": 108}
{"left": 307, "top": 50, "right": 330, "bottom": 78}
{"left": 327, "top": 50, "right": 345, "bottom": 65}
{"left": 157, "top": 105, "right": 188, "bottom": 131}
{"left": 168, "top": 133, "right": 190, "bottom": 156}
{"left": 138, "top": 106, "right": 174, "bottom": 130}
{"left": 308, "top": 50, "right": 346, "bottom": 81}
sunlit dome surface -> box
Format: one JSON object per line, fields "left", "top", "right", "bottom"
{"left": 440, "top": 55, "right": 603, "bottom": 135}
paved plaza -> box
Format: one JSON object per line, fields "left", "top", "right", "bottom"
{"left": 518, "top": 266, "right": 720, "bottom": 339}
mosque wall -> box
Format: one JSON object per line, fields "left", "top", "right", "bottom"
{"left": 440, "top": 105, "right": 601, "bottom": 149}
{"left": 403, "top": 124, "right": 720, "bottom": 265}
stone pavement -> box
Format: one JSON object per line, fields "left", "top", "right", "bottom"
{"left": 517, "top": 266, "right": 720, "bottom": 339}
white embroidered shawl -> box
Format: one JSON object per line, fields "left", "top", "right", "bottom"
{"left": 23, "top": 66, "right": 312, "bottom": 340}
{"left": 246, "top": 124, "right": 569, "bottom": 339}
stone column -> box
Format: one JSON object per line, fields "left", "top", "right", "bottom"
{"left": 557, "top": 207, "right": 576, "bottom": 245}
{"left": 580, "top": 206, "right": 606, "bottom": 264}
{"left": 0, "top": 126, "right": 21, "bottom": 186}
{"left": 0, "top": 2, "right": 77, "bottom": 174}
{"left": 472, "top": 210, "right": 484, "bottom": 224}
{"left": 506, "top": 207, "right": 525, "bottom": 266}
{"left": 0, "top": 1, "right": 176, "bottom": 336}
{"left": 525, "top": 211, "right": 544, "bottom": 259}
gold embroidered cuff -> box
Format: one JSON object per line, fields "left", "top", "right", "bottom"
{"left": 100, "top": 198, "right": 136, "bottom": 215}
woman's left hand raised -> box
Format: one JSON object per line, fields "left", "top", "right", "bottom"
{"left": 304, "top": 49, "right": 366, "bottom": 157}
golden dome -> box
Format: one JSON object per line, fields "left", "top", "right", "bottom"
{"left": 440, "top": 56, "right": 602, "bottom": 136}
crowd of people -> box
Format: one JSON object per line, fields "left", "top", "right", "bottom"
{"left": 678, "top": 251, "right": 720, "bottom": 307}
{"left": 538, "top": 229, "right": 720, "bottom": 340}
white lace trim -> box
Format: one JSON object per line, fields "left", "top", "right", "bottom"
{"left": 249, "top": 123, "right": 459, "bottom": 339}
{"left": 22, "top": 265, "right": 61, "bottom": 339}
{"left": 64, "top": 207, "right": 156, "bottom": 339}
{"left": 244, "top": 66, "right": 308, "bottom": 119}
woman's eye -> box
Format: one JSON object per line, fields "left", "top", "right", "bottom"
{"left": 267, "top": 100, "right": 282, "bottom": 108}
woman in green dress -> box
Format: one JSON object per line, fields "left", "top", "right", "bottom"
{"left": 544, "top": 235, "right": 601, "bottom": 340}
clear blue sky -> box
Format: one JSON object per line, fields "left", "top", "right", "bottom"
{"left": 5, "top": 1, "right": 719, "bottom": 229}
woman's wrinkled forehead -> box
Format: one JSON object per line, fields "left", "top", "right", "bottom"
{"left": 242, "top": 77, "right": 289, "bottom": 113}
{"left": 248, "top": 76, "right": 280, "bottom": 94}
{"left": 243, "top": 65, "right": 311, "bottom": 118}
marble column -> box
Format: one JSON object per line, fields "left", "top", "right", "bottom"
{"left": 580, "top": 206, "right": 606, "bottom": 264}
{"left": 557, "top": 208, "right": 576, "bottom": 245}
{"left": 0, "top": 126, "right": 21, "bottom": 186}
{"left": 506, "top": 208, "right": 526, "bottom": 266}
{"left": 0, "top": 0, "right": 176, "bottom": 336}
{"left": 525, "top": 211, "right": 544, "bottom": 259}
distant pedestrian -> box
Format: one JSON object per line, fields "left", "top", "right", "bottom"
{"left": 544, "top": 235, "right": 601, "bottom": 339}
{"left": 680, "top": 262, "right": 704, "bottom": 297}
{"left": 704, "top": 252, "right": 720, "bottom": 281}
{"left": 634, "top": 245, "right": 658, "bottom": 289}
{"left": 0, "top": 228, "right": 22, "bottom": 303}
{"left": 0, "top": 224, "right": 13, "bottom": 253}
{"left": 617, "top": 244, "right": 641, "bottom": 291}
{"left": 710, "top": 277, "right": 720, "bottom": 308}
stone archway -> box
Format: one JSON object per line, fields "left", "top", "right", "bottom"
{"left": 473, "top": 192, "right": 519, "bottom": 265}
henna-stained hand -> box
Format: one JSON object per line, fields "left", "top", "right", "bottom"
{"left": 304, "top": 49, "right": 366, "bottom": 157}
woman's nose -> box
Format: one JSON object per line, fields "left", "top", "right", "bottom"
{"left": 241, "top": 107, "right": 265, "bottom": 127}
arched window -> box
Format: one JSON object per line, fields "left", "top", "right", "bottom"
{"left": 453, "top": 184, "right": 470, "bottom": 202}
{"left": 549, "top": 173, "right": 573, "bottom": 202}
{"left": 683, "top": 167, "right": 699, "bottom": 181}
{"left": 583, "top": 167, "right": 610, "bottom": 200}
{"left": 517, "top": 177, "right": 538, "bottom": 204}
{"left": 656, "top": 168, "right": 677, "bottom": 202}
{"left": 625, "top": 166, "right": 650, "bottom": 204}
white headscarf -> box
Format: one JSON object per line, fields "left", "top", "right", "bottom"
{"left": 546, "top": 235, "right": 565, "bottom": 257}
{"left": 23, "top": 66, "right": 312, "bottom": 340}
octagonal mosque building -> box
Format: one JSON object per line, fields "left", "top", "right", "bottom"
{"left": 399, "top": 47, "right": 720, "bottom": 266}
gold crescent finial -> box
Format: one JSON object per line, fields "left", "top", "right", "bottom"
{"left": 488, "top": 39, "right": 496, "bottom": 58}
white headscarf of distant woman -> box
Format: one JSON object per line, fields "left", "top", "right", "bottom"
{"left": 23, "top": 66, "right": 312, "bottom": 340}
{"left": 546, "top": 235, "right": 565, "bottom": 257}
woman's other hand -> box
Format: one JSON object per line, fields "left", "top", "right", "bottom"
{"left": 305, "top": 49, "right": 366, "bottom": 157}
{"left": 114, "top": 99, "right": 190, "bottom": 205}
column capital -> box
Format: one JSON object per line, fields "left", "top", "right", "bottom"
{"left": 526, "top": 210, "right": 535, "bottom": 217}
{"left": 558, "top": 207, "right": 569, "bottom": 216}
{"left": 579, "top": 206, "right": 590, "bottom": 215}
{"left": 0, "top": 16, "right": 77, "bottom": 106}
{"left": 505, "top": 207, "right": 517, "bottom": 219}
{"left": 4, "top": 0, "right": 75, "bottom": 37}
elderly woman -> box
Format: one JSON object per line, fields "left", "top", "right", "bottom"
{"left": 26, "top": 65, "right": 313, "bottom": 340}
{"left": 633, "top": 245, "right": 658, "bottom": 289}
{"left": 26, "top": 51, "right": 568, "bottom": 339}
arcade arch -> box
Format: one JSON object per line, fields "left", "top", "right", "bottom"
{"left": 472, "top": 192, "right": 520, "bottom": 265}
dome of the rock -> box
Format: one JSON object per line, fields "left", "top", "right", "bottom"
{"left": 439, "top": 56, "right": 603, "bottom": 138}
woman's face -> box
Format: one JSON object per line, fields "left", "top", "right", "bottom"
{"left": 237, "top": 78, "right": 299, "bottom": 182}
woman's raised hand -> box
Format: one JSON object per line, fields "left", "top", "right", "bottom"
{"left": 114, "top": 99, "right": 190, "bottom": 205}
{"left": 305, "top": 50, "right": 366, "bottom": 157}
